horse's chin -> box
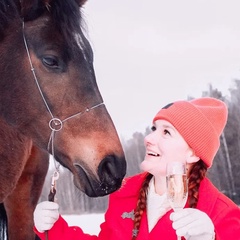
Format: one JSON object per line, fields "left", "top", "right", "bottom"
{"left": 73, "top": 163, "right": 123, "bottom": 197}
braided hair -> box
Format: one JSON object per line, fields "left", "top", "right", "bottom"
{"left": 132, "top": 173, "right": 153, "bottom": 240}
{"left": 131, "top": 160, "right": 208, "bottom": 239}
{"left": 187, "top": 160, "right": 207, "bottom": 208}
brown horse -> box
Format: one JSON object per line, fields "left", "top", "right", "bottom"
{"left": 0, "top": 0, "right": 126, "bottom": 239}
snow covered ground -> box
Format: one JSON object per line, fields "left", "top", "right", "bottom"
{"left": 63, "top": 213, "right": 105, "bottom": 235}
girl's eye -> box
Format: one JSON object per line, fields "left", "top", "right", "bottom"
{"left": 164, "top": 129, "right": 170, "bottom": 135}
{"left": 151, "top": 126, "right": 156, "bottom": 132}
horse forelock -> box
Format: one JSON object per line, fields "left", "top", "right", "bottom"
{"left": 49, "top": 0, "right": 90, "bottom": 52}
{"left": 39, "top": 0, "right": 85, "bottom": 43}
{"left": 0, "top": 0, "right": 19, "bottom": 40}
{"left": 45, "top": 0, "right": 90, "bottom": 61}
{"left": 50, "top": 0, "right": 83, "bottom": 34}
{"left": 0, "top": 0, "right": 85, "bottom": 42}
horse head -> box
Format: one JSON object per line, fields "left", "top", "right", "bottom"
{"left": 0, "top": 0, "right": 126, "bottom": 197}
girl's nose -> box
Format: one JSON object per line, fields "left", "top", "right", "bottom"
{"left": 144, "top": 132, "right": 154, "bottom": 145}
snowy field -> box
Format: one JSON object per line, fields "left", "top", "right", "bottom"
{"left": 63, "top": 213, "right": 104, "bottom": 235}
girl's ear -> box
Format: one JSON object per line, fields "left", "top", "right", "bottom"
{"left": 186, "top": 149, "right": 200, "bottom": 164}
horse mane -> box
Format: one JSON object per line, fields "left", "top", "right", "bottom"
{"left": 0, "top": 0, "right": 85, "bottom": 41}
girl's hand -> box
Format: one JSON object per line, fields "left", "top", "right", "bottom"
{"left": 170, "top": 208, "right": 215, "bottom": 240}
{"left": 33, "top": 201, "right": 60, "bottom": 233}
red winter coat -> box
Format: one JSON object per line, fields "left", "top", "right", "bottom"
{"left": 34, "top": 172, "right": 240, "bottom": 240}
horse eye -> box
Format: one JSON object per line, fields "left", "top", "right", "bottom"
{"left": 42, "top": 56, "right": 59, "bottom": 69}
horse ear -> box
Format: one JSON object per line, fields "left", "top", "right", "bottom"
{"left": 20, "top": 0, "right": 45, "bottom": 20}
{"left": 20, "top": 0, "right": 87, "bottom": 19}
{"left": 42, "top": 0, "right": 52, "bottom": 11}
{"left": 79, "top": 0, "right": 87, "bottom": 7}
{"left": 42, "top": 0, "right": 87, "bottom": 8}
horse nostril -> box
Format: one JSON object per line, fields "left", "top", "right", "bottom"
{"left": 98, "top": 155, "right": 126, "bottom": 187}
{"left": 99, "top": 158, "right": 116, "bottom": 186}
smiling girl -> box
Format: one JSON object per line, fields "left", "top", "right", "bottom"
{"left": 34, "top": 97, "right": 240, "bottom": 240}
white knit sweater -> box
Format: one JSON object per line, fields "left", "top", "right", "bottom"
{"left": 147, "top": 178, "right": 172, "bottom": 232}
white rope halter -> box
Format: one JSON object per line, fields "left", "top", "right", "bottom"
{"left": 22, "top": 21, "right": 104, "bottom": 173}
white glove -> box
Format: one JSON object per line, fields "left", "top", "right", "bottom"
{"left": 33, "top": 201, "right": 60, "bottom": 233}
{"left": 170, "top": 208, "right": 215, "bottom": 240}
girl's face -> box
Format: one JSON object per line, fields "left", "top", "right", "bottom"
{"left": 141, "top": 119, "right": 196, "bottom": 177}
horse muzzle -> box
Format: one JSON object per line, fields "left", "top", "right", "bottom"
{"left": 73, "top": 155, "right": 126, "bottom": 197}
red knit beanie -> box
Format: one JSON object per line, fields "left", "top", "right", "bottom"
{"left": 153, "top": 97, "right": 228, "bottom": 168}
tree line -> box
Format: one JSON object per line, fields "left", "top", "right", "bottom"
{"left": 39, "top": 79, "right": 240, "bottom": 214}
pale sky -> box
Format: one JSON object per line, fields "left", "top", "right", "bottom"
{"left": 82, "top": 0, "right": 240, "bottom": 139}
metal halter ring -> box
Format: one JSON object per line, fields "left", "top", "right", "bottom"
{"left": 49, "top": 118, "right": 63, "bottom": 131}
